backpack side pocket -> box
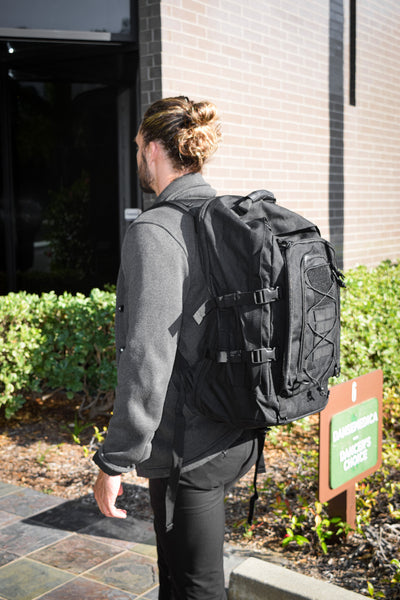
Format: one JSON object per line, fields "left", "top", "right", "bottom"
{"left": 280, "top": 238, "right": 341, "bottom": 397}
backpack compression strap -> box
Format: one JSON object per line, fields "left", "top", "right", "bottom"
{"left": 193, "top": 287, "right": 280, "bottom": 325}
{"left": 214, "top": 347, "right": 276, "bottom": 364}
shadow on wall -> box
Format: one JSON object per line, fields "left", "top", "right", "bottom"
{"left": 329, "top": 0, "right": 345, "bottom": 270}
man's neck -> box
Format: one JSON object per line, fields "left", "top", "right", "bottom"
{"left": 145, "top": 138, "right": 192, "bottom": 196}
{"left": 154, "top": 171, "right": 185, "bottom": 197}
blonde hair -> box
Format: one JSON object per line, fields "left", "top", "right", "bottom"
{"left": 140, "top": 96, "right": 222, "bottom": 172}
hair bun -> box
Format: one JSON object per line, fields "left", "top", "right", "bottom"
{"left": 140, "top": 96, "right": 222, "bottom": 173}
{"left": 189, "top": 101, "right": 218, "bottom": 128}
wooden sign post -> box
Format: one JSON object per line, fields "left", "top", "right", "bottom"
{"left": 319, "top": 370, "right": 383, "bottom": 530}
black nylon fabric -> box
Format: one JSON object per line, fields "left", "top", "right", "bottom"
{"left": 153, "top": 190, "right": 344, "bottom": 429}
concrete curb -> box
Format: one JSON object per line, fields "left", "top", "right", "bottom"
{"left": 228, "top": 557, "right": 365, "bottom": 600}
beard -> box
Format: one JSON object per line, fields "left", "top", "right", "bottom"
{"left": 138, "top": 151, "right": 155, "bottom": 194}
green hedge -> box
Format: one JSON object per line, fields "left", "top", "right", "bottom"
{"left": 0, "top": 261, "right": 399, "bottom": 419}
{"left": 339, "top": 260, "right": 400, "bottom": 388}
{"left": 0, "top": 289, "right": 116, "bottom": 418}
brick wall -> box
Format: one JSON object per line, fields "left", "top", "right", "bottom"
{"left": 138, "top": 0, "right": 162, "bottom": 112}
{"left": 138, "top": 0, "right": 400, "bottom": 270}
{"left": 343, "top": 0, "right": 400, "bottom": 267}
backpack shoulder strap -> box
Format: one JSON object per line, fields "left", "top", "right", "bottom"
{"left": 145, "top": 197, "right": 210, "bottom": 215}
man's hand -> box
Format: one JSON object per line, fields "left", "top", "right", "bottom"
{"left": 93, "top": 470, "right": 127, "bottom": 519}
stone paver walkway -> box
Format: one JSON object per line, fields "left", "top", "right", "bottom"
{"left": 0, "top": 481, "right": 159, "bottom": 600}
{"left": 0, "top": 481, "right": 250, "bottom": 600}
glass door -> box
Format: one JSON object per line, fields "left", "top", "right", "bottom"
{"left": 0, "top": 41, "right": 137, "bottom": 294}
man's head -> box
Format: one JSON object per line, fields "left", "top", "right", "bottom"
{"left": 136, "top": 96, "right": 221, "bottom": 194}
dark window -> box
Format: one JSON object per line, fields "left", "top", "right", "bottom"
{"left": 350, "top": 0, "right": 356, "bottom": 106}
{"left": 0, "top": 0, "right": 134, "bottom": 40}
{"left": 0, "top": 42, "right": 138, "bottom": 295}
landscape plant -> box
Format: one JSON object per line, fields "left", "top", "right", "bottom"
{"left": 0, "top": 288, "right": 116, "bottom": 418}
{"left": 232, "top": 261, "right": 400, "bottom": 599}
{"left": 0, "top": 261, "right": 399, "bottom": 598}
{"left": 1, "top": 260, "right": 399, "bottom": 420}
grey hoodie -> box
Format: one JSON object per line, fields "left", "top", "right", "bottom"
{"left": 93, "top": 173, "right": 242, "bottom": 478}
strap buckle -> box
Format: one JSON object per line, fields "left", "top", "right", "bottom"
{"left": 215, "top": 347, "right": 276, "bottom": 364}
{"left": 253, "top": 287, "right": 280, "bottom": 305}
{"left": 249, "top": 347, "right": 276, "bottom": 364}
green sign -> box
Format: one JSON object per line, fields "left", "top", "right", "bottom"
{"left": 330, "top": 397, "right": 379, "bottom": 489}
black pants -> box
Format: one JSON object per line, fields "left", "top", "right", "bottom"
{"left": 149, "top": 436, "right": 258, "bottom": 600}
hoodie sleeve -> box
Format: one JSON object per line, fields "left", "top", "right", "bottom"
{"left": 93, "top": 218, "right": 189, "bottom": 475}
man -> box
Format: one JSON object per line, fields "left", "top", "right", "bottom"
{"left": 93, "top": 96, "right": 258, "bottom": 600}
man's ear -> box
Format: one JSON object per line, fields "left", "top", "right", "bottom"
{"left": 146, "top": 140, "right": 161, "bottom": 165}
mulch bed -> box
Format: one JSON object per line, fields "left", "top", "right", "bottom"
{"left": 0, "top": 394, "right": 399, "bottom": 599}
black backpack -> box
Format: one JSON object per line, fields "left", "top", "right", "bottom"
{"left": 154, "top": 190, "right": 345, "bottom": 529}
